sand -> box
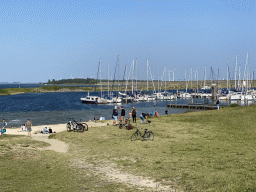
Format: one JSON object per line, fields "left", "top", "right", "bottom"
{"left": 4, "top": 120, "right": 112, "bottom": 153}
{"left": 5, "top": 120, "right": 112, "bottom": 136}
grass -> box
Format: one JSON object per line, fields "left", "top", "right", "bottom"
{"left": 1, "top": 79, "right": 252, "bottom": 95}
{"left": 0, "top": 86, "right": 91, "bottom": 95}
{"left": 1, "top": 105, "right": 256, "bottom": 191}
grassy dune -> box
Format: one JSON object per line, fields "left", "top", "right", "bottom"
{"left": 0, "top": 86, "right": 91, "bottom": 95}
{"left": 1, "top": 105, "right": 256, "bottom": 191}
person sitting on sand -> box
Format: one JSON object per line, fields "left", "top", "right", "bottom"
{"left": 48, "top": 127, "right": 52, "bottom": 133}
{"left": 21, "top": 124, "right": 26, "bottom": 132}
{"left": 43, "top": 127, "right": 49, "bottom": 134}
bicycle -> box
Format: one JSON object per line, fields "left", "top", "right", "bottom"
{"left": 119, "top": 118, "right": 133, "bottom": 130}
{"left": 131, "top": 127, "right": 154, "bottom": 141}
{"left": 67, "top": 118, "right": 88, "bottom": 132}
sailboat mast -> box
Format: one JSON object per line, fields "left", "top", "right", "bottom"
{"left": 158, "top": 62, "right": 159, "bottom": 92}
{"left": 217, "top": 68, "right": 219, "bottom": 90}
{"left": 147, "top": 60, "right": 149, "bottom": 92}
{"left": 164, "top": 66, "right": 166, "bottom": 92}
{"left": 132, "top": 59, "right": 134, "bottom": 95}
{"left": 204, "top": 66, "right": 206, "bottom": 88}
{"left": 191, "top": 67, "right": 192, "bottom": 89}
{"left": 136, "top": 58, "right": 138, "bottom": 92}
{"left": 227, "top": 61, "right": 229, "bottom": 91}
{"left": 100, "top": 59, "right": 102, "bottom": 98}
{"left": 108, "top": 62, "right": 109, "bottom": 97}
{"left": 185, "top": 68, "right": 187, "bottom": 93}
{"left": 238, "top": 66, "right": 240, "bottom": 89}
{"left": 246, "top": 53, "right": 248, "bottom": 91}
{"left": 235, "top": 56, "right": 237, "bottom": 89}
{"left": 118, "top": 55, "right": 120, "bottom": 93}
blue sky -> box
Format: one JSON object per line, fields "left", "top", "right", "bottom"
{"left": 0, "top": 0, "right": 255, "bottom": 83}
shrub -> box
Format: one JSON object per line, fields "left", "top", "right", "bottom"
{"left": 231, "top": 103, "right": 239, "bottom": 107}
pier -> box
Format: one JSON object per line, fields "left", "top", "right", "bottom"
{"left": 167, "top": 103, "right": 218, "bottom": 110}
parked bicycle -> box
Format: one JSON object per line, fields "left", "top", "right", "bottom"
{"left": 131, "top": 127, "right": 154, "bottom": 141}
{"left": 66, "top": 118, "right": 88, "bottom": 132}
{"left": 119, "top": 118, "right": 133, "bottom": 130}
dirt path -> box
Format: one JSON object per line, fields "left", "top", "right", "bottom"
{"left": 73, "top": 160, "right": 176, "bottom": 191}
{"left": 32, "top": 134, "right": 68, "bottom": 153}
{"left": 7, "top": 121, "right": 178, "bottom": 191}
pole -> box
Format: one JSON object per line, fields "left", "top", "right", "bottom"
{"left": 235, "top": 56, "right": 237, "bottom": 89}
{"left": 158, "top": 62, "right": 159, "bottom": 92}
{"left": 147, "top": 60, "right": 149, "bottom": 92}
{"left": 132, "top": 59, "right": 134, "bottom": 95}
{"left": 108, "top": 62, "right": 109, "bottom": 97}
{"left": 118, "top": 55, "right": 119, "bottom": 93}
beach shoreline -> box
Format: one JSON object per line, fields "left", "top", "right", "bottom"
{"left": 4, "top": 120, "right": 113, "bottom": 136}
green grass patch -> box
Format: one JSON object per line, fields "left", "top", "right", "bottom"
{"left": 1, "top": 105, "right": 256, "bottom": 191}
{"left": 53, "top": 105, "right": 256, "bottom": 191}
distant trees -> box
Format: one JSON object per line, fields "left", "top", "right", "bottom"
{"left": 46, "top": 78, "right": 97, "bottom": 85}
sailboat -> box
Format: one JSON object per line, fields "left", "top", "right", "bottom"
{"left": 81, "top": 59, "right": 107, "bottom": 104}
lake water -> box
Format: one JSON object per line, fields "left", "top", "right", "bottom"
{"left": 0, "top": 91, "right": 202, "bottom": 128}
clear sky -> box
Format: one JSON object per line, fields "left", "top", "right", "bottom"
{"left": 0, "top": 0, "right": 255, "bottom": 83}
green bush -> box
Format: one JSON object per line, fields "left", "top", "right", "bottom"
{"left": 231, "top": 103, "right": 239, "bottom": 107}
{"left": 40, "top": 85, "right": 60, "bottom": 91}
{"left": 0, "top": 89, "right": 9, "bottom": 95}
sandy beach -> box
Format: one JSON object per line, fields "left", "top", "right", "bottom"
{"left": 5, "top": 120, "right": 112, "bottom": 136}
{"left": 3, "top": 120, "right": 113, "bottom": 153}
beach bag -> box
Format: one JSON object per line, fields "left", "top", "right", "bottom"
{"left": 1, "top": 129, "right": 6, "bottom": 133}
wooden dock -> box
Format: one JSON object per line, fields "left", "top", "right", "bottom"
{"left": 167, "top": 103, "right": 218, "bottom": 110}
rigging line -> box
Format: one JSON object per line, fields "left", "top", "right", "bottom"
{"left": 121, "top": 64, "right": 127, "bottom": 92}
{"left": 148, "top": 64, "right": 156, "bottom": 92}
{"left": 111, "top": 57, "right": 119, "bottom": 92}
{"left": 95, "top": 59, "right": 101, "bottom": 92}
{"left": 125, "top": 61, "right": 133, "bottom": 93}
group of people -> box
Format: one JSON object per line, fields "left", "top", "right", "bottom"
{"left": 111, "top": 106, "right": 171, "bottom": 125}
{"left": 20, "top": 119, "right": 33, "bottom": 136}
{"left": 1, "top": 119, "right": 32, "bottom": 137}
{"left": 112, "top": 106, "right": 154, "bottom": 125}
{"left": 41, "top": 127, "right": 54, "bottom": 134}
{"left": 112, "top": 106, "right": 137, "bottom": 126}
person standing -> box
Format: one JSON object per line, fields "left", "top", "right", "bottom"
{"left": 26, "top": 119, "right": 32, "bottom": 137}
{"left": 120, "top": 106, "right": 125, "bottom": 125}
{"left": 140, "top": 112, "right": 147, "bottom": 124}
{"left": 112, "top": 106, "right": 118, "bottom": 126}
{"left": 131, "top": 107, "right": 137, "bottom": 123}
{"left": 216, "top": 100, "right": 220, "bottom": 110}
{"left": 165, "top": 109, "right": 169, "bottom": 116}
{"left": 1, "top": 119, "right": 6, "bottom": 135}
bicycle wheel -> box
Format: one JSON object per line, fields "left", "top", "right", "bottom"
{"left": 144, "top": 132, "right": 154, "bottom": 141}
{"left": 78, "top": 124, "right": 84, "bottom": 132}
{"left": 66, "top": 124, "right": 71, "bottom": 132}
{"left": 83, "top": 123, "right": 88, "bottom": 131}
{"left": 131, "top": 133, "right": 138, "bottom": 141}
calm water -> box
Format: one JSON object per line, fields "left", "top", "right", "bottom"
{"left": 0, "top": 91, "right": 202, "bottom": 128}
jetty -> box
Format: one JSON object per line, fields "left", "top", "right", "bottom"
{"left": 167, "top": 103, "right": 218, "bottom": 110}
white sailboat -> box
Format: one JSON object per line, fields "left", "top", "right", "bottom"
{"left": 81, "top": 59, "right": 107, "bottom": 104}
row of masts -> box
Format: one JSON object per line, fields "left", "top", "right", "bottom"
{"left": 98, "top": 53, "right": 254, "bottom": 99}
